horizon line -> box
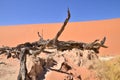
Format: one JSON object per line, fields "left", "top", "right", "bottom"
{"left": 0, "top": 17, "right": 120, "bottom": 27}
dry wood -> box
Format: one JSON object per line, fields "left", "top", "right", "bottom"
{"left": 53, "top": 8, "right": 71, "bottom": 45}
{"left": 17, "top": 49, "right": 28, "bottom": 80}
{"left": 0, "top": 9, "right": 108, "bottom": 80}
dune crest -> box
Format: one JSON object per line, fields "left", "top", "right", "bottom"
{"left": 0, "top": 18, "right": 120, "bottom": 55}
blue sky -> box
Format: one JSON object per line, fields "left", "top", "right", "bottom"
{"left": 0, "top": 0, "right": 120, "bottom": 26}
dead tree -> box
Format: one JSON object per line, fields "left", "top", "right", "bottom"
{"left": 0, "top": 9, "right": 108, "bottom": 80}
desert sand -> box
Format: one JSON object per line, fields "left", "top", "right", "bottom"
{"left": 0, "top": 18, "right": 120, "bottom": 80}
{"left": 0, "top": 18, "right": 120, "bottom": 55}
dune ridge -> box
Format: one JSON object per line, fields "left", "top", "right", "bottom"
{"left": 0, "top": 18, "right": 120, "bottom": 55}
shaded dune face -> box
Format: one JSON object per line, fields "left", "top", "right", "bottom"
{"left": 0, "top": 18, "right": 120, "bottom": 55}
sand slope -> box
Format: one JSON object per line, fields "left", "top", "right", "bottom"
{"left": 0, "top": 18, "right": 120, "bottom": 55}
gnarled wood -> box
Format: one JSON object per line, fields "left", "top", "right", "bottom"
{"left": 17, "top": 49, "right": 28, "bottom": 80}
{"left": 0, "top": 9, "right": 108, "bottom": 80}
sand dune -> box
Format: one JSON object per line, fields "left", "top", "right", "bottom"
{"left": 0, "top": 18, "right": 120, "bottom": 55}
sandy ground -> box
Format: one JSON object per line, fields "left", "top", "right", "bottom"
{"left": 0, "top": 18, "right": 120, "bottom": 80}
{"left": 0, "top": 54, "right": 19, "bottom": 80}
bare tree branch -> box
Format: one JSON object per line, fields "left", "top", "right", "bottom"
{"left": 37, "top": 32, "right": 43, "bottom": 41}
{"left": 53, "top": 8, "right": 71, "bottom": 45}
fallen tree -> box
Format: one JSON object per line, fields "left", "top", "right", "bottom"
{"left": 0, "top": 9, "right": 107, "bottom": 80}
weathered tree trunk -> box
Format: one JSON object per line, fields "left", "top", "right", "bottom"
{"left": 17, "top": 49, "right": 29, "bottom": 80}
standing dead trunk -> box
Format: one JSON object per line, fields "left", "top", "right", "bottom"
{"left": 17, "top": 48, "right": 29, "bottom": 80}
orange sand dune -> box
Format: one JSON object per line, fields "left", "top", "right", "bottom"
{"left": 0, "top": 18, "right": 120, "bottom": 55}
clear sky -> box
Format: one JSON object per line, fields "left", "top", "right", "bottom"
{"left": 0, "top": 0, "right": 120, "bottom": 26}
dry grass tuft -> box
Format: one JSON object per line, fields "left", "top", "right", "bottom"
{"left": 93, "top": 56, "right": 120, "bottom": 80}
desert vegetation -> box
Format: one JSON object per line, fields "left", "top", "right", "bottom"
{"left": 91, "top": 56, "right": 120, "bottom": 80}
